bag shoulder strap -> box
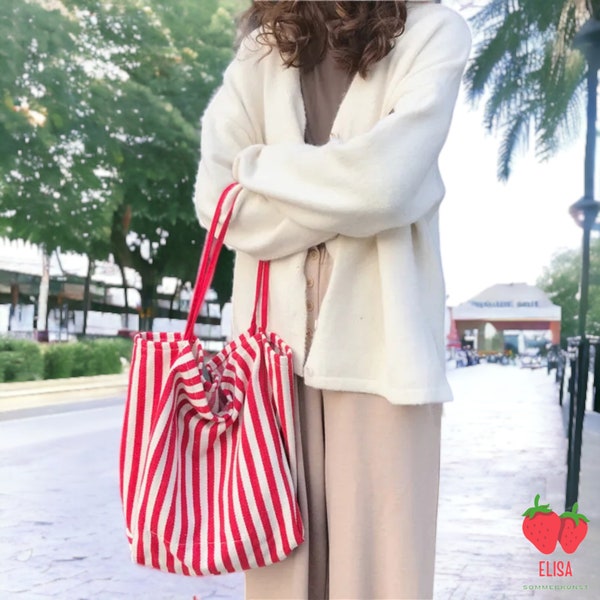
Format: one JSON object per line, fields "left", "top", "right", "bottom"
{"left": 184, "top": 185, "right": 270, "bottom": 340}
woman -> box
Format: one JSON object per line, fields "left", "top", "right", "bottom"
{"left": 194, "top": 1, "right": 471, "bottom": 598}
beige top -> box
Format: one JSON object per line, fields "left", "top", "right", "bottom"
{"left": 300, "top": 50, "right": 354, "bottom": 146}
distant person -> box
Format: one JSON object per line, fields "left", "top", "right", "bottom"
{"left": 194, "top": 1, "right": 471, "bottom": 598}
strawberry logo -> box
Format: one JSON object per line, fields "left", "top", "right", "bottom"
{"left": 558, "top": 503, "right": 590, "bottom": 554}
{"left": 522, "top": 494, "right": 561, "bottom": 554}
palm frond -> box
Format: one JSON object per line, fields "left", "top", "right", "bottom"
{"left": 536, "top": 40, "right": 586, "bottom": 158}
{"left": 465, "top": 9, "right": 527, "bottom": 102}
{"left": 469, "top": 0, "right": 509, "bottom": 33}
{"left": 466, "top": 0, "right": 588, "bottom": 179}
{"left": 482, "top": 59, "right": 530, "bottom": 131}
{"left": 498, "top": 110, "right": 530, "bottom": 181}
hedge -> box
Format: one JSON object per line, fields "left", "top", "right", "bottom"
{"left": 0, "top": 339, "right": 44, "bottom": 382}
{"left": 43, "top": 338, "right": 133, "bottom": 380}
{"left": 0, "top": 337, "right": 133, "bottom": 382}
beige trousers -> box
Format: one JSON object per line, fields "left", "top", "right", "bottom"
{"left": 245, "top": 246, "right": 442, "bottom": 600}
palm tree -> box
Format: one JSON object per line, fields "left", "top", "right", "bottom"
{"left": 467, "top": 0, "right": 600, "bottom": 513}
{"left": 464, "top": 0, "right": 600, "bottom": 180}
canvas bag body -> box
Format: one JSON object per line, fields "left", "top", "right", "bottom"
{"left": 119, "top": 184, "right": 304, "bottom": 576}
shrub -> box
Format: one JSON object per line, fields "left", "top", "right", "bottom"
{"left": 111, "top": 337, "right": 134, "bottom": 363}
{"left": 67, "top": 338, "right": 131, "bottom": 378}
{"left": 0, "top": 337, "right": 132, "bottom": 382}
{"left": 70, "top": 340, "right": 119, "bottom": 376}
{"left": 0, "top": 338, "right": 44, "bottom": 382}
{"left": 43, "top": 343, "right": 77, "bottom": 380}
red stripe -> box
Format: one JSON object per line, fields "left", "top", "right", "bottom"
{"left": 235, "top": 431, "right": 265, "bottom": 566}
{"left": 262, "top": 348, "right": 293, "bottom": 556}
{"left": 157, "top": 406, "right": 179, "bottom": 573}
{"left": 122, "top": 339, "right": 147, "bottom": 530}
{"left": 175, "top": 403, "right": 195, "bottom": 576}
{"left": 149, "top": 419, "right": 174, "bottom": 569}
{"left": 191, "top": 400, "right": 204, "bottom": 573}
{"left": 229, "top": 359, "right": 257, "bottom": 569}
{"left": 226, "top": 402, "right": 251, "bottom": 570}
{"left": 161, "top": 372, "right": 193, "bottom": 573}
{"left": 149, "top": 344, "right": 174, "bottom": 571}
{"left": 119, "top": 336, "right": 138, "bottom": 503}
{"left": 133, "top": 342, "right": 158, "bottom": 565}
{"left": 136, "top": 351, "right": 176, "bottom": 569}
{"left": 250, "top": 346, "right": 291, "bottom": 559}
{"left": 234, "top": 344, "right": 279, "bottom": 563}
{"left": 216, "top": 416, "right": 236, "bottom": 573}
{"left": 265, "top": 337, "right": 304, "bottom": 550}
{"left": 205, "top": 419, "right": 220, "bottom": 575}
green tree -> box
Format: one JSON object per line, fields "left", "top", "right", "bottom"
{"left": 1, "top": 0, "right": 243, "bottom": 328}
{"left": 465, "top": 0, "right": 600, "bottom": 180}
{"left": 0, "top": 0, "right": 115, "bottom": 257}
{"left": 537, "top": 240, "right": 600, "bottom": 341}
{"left": 88, "top": 0, "right": 239, "bottom": 321}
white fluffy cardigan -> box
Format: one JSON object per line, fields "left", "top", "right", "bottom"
{"left": 194, "top": 2, "right": 471, "bottom": 405}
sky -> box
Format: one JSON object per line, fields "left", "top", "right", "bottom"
{"left": 439, "top": 91, "right": 585, "bottom": 307}
{"left": 438, "top": 2, "right": 587, "bottom": 307}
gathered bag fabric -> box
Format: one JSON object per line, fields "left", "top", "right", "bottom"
{"left": 119, "top": 183, "right": 304, "bottom": 576}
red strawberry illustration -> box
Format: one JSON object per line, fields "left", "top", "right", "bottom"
{"left": 558, "top": 503, "right": 590, "bottom": 554}
{"left": 522, "top": 494, "right": 561, "bottom": 554}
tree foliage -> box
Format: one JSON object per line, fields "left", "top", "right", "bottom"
{"left": 0, "top": 0, "right": 245, "bottom": 320}
{"left": 0, "top": 0, "right": 115, "bottom": 256}
{"left": 464, "top": 0, "right": 600, "bottom": 180}
{"left": 537, "top": 238, "right": 600, "bottom": 341}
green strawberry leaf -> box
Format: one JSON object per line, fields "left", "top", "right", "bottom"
{"left": 559, "top": 503, "right": 590, "bottom": 526}
{"left": 522, "top": 494, "right": 553, "bottom": 518}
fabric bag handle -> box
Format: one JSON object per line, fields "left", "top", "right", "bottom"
{"left": 184, "top": 184, "right": 270, "bottom": 340}
{"left": 250, "top": 260, "right": 269, "bottom": 333}
{"left": 184, "top": 183, "right": 239, "bottom": 340}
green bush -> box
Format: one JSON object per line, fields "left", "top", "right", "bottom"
{"left": 71, "top": 341, "right": 116, "bottom": 376}
{"left": 111, "top": 336, "right": 134, "bottom": 363}
{"left": 43, "top": 343, "right": 77, "bottom": 380}
{"left": 0, "top": 338, "right": 44, "bottom": 382}
{"left": 0, "top": 337, "right": 132, "bottom": 382}
{"left": 48, "top": 338, "right": 132, "bottom": 378}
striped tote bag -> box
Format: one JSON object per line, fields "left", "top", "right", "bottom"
{"left": 119, "top": 184, "right": 304, "bottom": 575}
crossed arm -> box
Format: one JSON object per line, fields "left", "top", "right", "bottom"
{"left": 194, "top": 11, "right": 471, "bottom": 260}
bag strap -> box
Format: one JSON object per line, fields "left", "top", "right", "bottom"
{"left": 250, "top": 260, "right": 270, "bottom": 333}
{"left": 184, "top": 183, "right": 239, "bottom": 340}
{"left": 184, "top": 184, "right": 272, "bottom": 340}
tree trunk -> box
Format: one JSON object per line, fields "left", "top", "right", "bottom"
{"left": 37, "top": 249, "right": 50, "bottom": 341}
{"left": 169, "top": 280, "right": 181, "bottom": 319}
{"left": 8, "top": 283, "right": 19, "bottom": 332}
{"left": 140, "top": 277, "right": 157, "bottom": 332}
{"left": 116, "top": 258, "right": 130, "bottom": 329}
{"left": 82, "top": 256, "right": 94, "bottom": 336}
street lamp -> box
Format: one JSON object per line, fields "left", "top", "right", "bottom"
{"left": 565, "top": 18, "right": 600, "bottom": 511}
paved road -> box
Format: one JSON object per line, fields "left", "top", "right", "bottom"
{"left": 0, "top": 365, "right": 597, "bottom": 599}
{"left": 0, "top": 405, "right": 243, "bottom": 600}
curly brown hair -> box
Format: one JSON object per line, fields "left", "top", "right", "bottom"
{"left": 237, "top": 1, "right": 409, "bottom": 78}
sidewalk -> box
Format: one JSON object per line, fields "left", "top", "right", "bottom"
{"left": 0, "top": 365, "right": 597, "bottom": 599}
{"left": 0, "top": 373, "right": 128, "bottom": 414}
{"left": 435, "top": 364, "right": 599, "bottom": 599}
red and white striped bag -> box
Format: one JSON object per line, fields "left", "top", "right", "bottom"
{"left": 119, "top": 183, "right": 304, "bottom": 576}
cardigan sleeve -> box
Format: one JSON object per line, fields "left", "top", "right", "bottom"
{"left": 232, "top": 11, "right": 472, "bottom": 238}
{"left": 193, "top": 38, "right": 336, "bottom": 261}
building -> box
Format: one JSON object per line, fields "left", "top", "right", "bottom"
{"left": 0, "top": 238, "right": 223, "bottom": 344}
{"left": 450, "top": 283, "right": 562, "bottom": 354}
